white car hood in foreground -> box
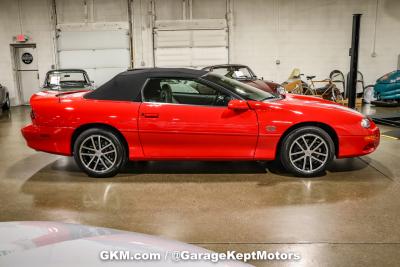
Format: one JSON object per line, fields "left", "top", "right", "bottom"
{"left": 0, "top": 221, "right": 251, "bottom": 267}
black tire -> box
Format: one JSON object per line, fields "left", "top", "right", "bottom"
{"left": 371, "top": 100, "right": 400, "bottom": 107}
{"left": 279, "top": 126, "right": 335, "bottom": 177}
{"left": 2, "top": 94, "right": 10, "bottom": 110}
{"left": 73, "top": 128, "right": 127, "bottom": 178}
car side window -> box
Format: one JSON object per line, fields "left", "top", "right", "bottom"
{"left": 143, "top": 78, "right": 233, "bottom": 107}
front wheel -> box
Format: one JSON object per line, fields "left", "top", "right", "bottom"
{"left": 279, "top": 126, "right": 335, "bottom": 177}
{"left": 73, "top": 128, "right": 127, "bottom": 178}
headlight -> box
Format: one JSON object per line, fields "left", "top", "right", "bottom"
{"left": 361, "top": 118, "right": 371, "bottom": 129}
{"left": 277, "top": 85, "right": 287, "bottom": 95}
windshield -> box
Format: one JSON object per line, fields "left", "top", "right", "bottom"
{"left": 44, "top": 71, "right": 91, "bottom": 91}
{"left": 203, "top": 73, "right": 278, "bottom": 101}
{"left": 211, "top": 66, "right": 255, "bottom": 80}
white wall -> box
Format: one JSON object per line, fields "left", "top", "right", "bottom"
{"left": 231, "top": 0, "right": 400, "bottom": 85}
{"left": 0, "top": 0, "right": 56, "bottom": 105}
{"left": 0, "top": 0, "right": 129, "bottom": 106}
{"left": 134, "top": 0, "right": 400, "bottom": 85}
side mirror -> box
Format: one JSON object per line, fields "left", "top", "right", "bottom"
{"left": 228, "top": 99, "right": 249, "bottom": 111}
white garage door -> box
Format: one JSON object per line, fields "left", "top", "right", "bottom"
{"left": 154, "top": 19, "right": 228, "bottom": 69}
{"left": 57, "top": 29, "right": 130, "bottom": 86}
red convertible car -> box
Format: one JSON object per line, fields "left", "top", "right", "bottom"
{"left": 21, "top": 68, "right": 380, "bottom": 178}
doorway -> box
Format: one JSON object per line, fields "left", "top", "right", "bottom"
{"left": 12, "top": 44, "right": 40, "bottom": 105}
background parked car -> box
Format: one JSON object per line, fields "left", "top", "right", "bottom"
{"left": 0, "top": 83, "right": 10, "bottom": 110}
{"left": 370, "top": 70, "right": 400, "bottom": 107}
{"left": 42, "top": 69, "right": 95, "bottom": 92}
{"left": 202, "top": 64, "right": 285, "bottom": 95}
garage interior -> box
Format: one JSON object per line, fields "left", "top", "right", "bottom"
{"left": 1, "top": 0, "right": 400, "bottom": 266}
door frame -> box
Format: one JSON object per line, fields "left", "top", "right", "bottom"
{"left": 10, "top": 43, "right": 37, "bottom": 105}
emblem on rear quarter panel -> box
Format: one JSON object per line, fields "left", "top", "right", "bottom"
{"left": 266, "top": 126, "right": 276, "bottom": 132}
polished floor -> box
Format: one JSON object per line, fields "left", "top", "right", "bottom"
{"left": 1, "top": 106, "right": 400, "bottom": 266}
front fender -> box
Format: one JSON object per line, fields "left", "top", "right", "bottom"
{"left": 249, "top": 98, "right": 372, "bottom": 159}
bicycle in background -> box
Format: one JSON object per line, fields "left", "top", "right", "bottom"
{"left": 282, "top": 69, "right": 344, "bottom": 104}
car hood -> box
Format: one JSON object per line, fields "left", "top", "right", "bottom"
{"left": 266, "top": 94, "right": 364, "bottom": 122}
{"left": 0, "top": 221, "right": 251, "bottom": 267}
{"left": 263, "top": 80, "right": 279, "bottom": 92}
{"left": 241, "top": 79, "right": 275, "bottom": 93}
{"left": 277, "top": 94, "right": 363, "bottom": 117}
{"left": 248, "top": 94, "right": 370, "bottom": 136}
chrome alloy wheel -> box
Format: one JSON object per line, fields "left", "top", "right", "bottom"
{"left": 289, "top": 134, "right": 329, "bottom": 173}
{"left": 79, "top": 135, "right": 117, "bottom": 173}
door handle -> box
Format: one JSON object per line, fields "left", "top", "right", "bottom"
{"left": 141, "top": 112, "right": 159, "bottom": 118}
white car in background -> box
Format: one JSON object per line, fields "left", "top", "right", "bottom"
{"left": 0, "top": 221, "right": 251, "bottom": 267}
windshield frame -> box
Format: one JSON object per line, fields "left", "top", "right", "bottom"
{"left": 201, "top": 72, "right": 279, "bottom": 101}
{"left": 210, "top": 66, "right": 257, "bottom": 80}
{"left": 43, "top": 70, "right": 91, "bottom": 90}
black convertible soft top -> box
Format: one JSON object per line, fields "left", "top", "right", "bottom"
{"left": 85, "top": 68, "right": 207, "bottom": 101}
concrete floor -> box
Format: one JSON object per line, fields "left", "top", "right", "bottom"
{"left": 1, "top": 106, "right": 400, "bottom": 266}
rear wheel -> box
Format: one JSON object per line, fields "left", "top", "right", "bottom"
{"left": 279, "top": 126, "right": 335, "bottom": 177}
{"left": 73, "top": 128, "right": 127, "bottom": 178}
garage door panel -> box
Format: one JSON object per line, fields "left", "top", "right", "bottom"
{"left": 192, "top": 47, "right": 228, "bottom": 67}
{"left": 155, "top": 0, "right": 183, "bottom": 20}
{"left": 192, "top": 0, "right": 226, "bottom": 19}
{"left": 58, "top": 28, "right": 130, "bottom": 87}
{"left": 192, "top": 30, "right": 227, "bottom": 47}
{"left": 58, "top": 30, "right": 129, "bottom": 50}
{"left": 155, "top": 30, "right": 191, "bottom": 48}
{"left": 59, "top": 49, "right": 130, "bottom": 69}
{"left": 155, "top": 48, "right": 191, "bottom": 67}
{"left": 56, "top": 0, "right": 86, "bottom": 24}
{"left": 155, "top": 47, "right": 228, "bottom": 68}
{"left": 85, "top": 68, "right": 127, "bottom": 88}
{"left": 153, "top": 19, "right": 229, "bottom": 68}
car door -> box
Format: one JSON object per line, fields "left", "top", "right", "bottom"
{"left": 138, "top": 78, "right": 259, "bottom": 159}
